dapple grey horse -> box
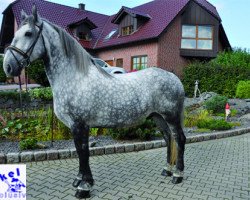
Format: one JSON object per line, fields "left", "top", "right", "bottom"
{"left": 3, "top": 6, "right": 186, "bottom": 199}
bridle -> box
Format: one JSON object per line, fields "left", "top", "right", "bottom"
{"left": 6, "top": 22, "right": 45, "bottom": 69}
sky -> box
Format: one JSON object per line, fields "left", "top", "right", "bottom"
{"left": 0, "top": 0, "right": 250, "bottom": 50}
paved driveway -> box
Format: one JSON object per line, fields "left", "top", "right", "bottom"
{"left": 27, "top": 133, "right": 250, "bottom": 200}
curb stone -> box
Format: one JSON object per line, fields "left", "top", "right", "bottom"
{"left": 105, "top": 145, "right": 115, "bottom": 154}
{"left": 34, "top": 151, "right": 46, "bottom": 161}
{"left": 134, "top": 142, "right": 145, "bottom": 151}
{"left": 6, "top": 153, "right": 19, "bottom": 163}
{"left": 0, "top": 153, "right": 6, "bottom": 164}
{"left": 58, "top": 149, "right": 70, "bottom": 159}
{"left": 70, "top": 148, "right": 78, "bottom": 158}
{"left": 115, "top": 144, "right": 125, "bottom": 153}
{"left": 0, "top": 127, "right": 249, "bottom": 163}
{"left": 124, "top": 144, "right": 134, "bottom": 152}
{"left": 144, "top": 142, "right": 153, "bottom": 150}
{"left": 20, "top": 151, "right": 34, "bottom": 162}
{"left": 46, "top": 150, "right": 59, "bottom": 160}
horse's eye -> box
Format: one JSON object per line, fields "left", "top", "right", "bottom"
{"left": 25, "top": 31, "right": 32, "bottom": 37}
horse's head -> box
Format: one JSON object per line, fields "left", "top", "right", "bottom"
{"left": 3, "top": 6, "right": 45, "bottom": 77}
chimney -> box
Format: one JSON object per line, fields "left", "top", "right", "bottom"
{"left": 78, "top": 3, "right": 85, "bottom": 10}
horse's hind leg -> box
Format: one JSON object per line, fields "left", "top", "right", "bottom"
{"left": 71, "top": 121, "right": 94, "bottom": 198}
{"left": 167, "top": 121, "right": 186, "bottom": 184}
{"left": 152, "top": 114, "right": 173, "bottom": 177}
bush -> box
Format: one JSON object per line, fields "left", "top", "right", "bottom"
{"left": 0, "top": 90, "right": 30, "bottom": 102}
{"left": 0, "top": 56, "right": 6, "bottom": 83}
{"left": 236, "top": 81, "right": 250, "bottom": 99}
{"left": 27, "top": 59, "right": 50, "bottom": 87}
{"left": 184, "top": 109, "right": 210, "bottom": 127}
{"left": 197, "top": 118, "right": 232, "bottom": 130}
{"left": 29, "top": 87, "right": 53, "bottom": 101}
{"left": 107, "top": 119, "right": 159, "bottom": 140}
{"left": 204, "top": 95, "right": 228, "bottom": 114}
{"left": 19, "top": 138, "right": 38, "bottom": 150}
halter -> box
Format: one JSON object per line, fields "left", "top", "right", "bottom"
{"left": 7, "top": 22, "right": 45, "bottom": 69}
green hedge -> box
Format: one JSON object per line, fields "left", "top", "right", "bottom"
{"left": 236, "top": 81, "right": 250, "bottom": 99}
{"left": 27, "top": 59, "right": 50, "bottom": 87}
{"left": 211, "top": 48, "right": 250, "bottom": 68}
{"left": 0, "top": 56, "right": 6, "bottom": 83}
{"left": 182, "top": 61, "right": 250, "bottom": 97}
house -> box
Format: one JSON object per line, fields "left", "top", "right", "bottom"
{"left": 0, "top": 0, "right": 230, "bottom": 80}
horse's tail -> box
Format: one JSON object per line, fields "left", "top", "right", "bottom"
{"left": 170, "top": 96, "right": 185, "bottom": 166}
{"left": 170, "top": 137, "right": 177, "bottom": 166}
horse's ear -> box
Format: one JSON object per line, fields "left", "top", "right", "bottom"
{"left": 32, "top": 5, "right": 38, "bottom": 22}
{"left": 21, "top": 10, "right": 28, "bottom": 22}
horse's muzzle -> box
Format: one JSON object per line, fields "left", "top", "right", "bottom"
{"left": 4, "top": 62, "right": 23, "bottom": 77}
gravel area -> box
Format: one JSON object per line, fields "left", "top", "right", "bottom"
{"left": 1, "top": 125, "right": 249, "bottom": 155}
{"left": 0, "top": 136, "right": 123, "bottom": 154}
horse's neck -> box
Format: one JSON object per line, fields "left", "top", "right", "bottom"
{"left": 42, "top": 23, "right": 79, "bottom": 86}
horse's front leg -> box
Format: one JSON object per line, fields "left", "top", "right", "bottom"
{"left": 71, "top": 121, "right": 94, "bottom": 198}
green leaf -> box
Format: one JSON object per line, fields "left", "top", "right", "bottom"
{"left": 15, "top": 123, "right": 23, "bottom": 129}
{"left": 7, "top": 121, "right": 14, "bottom": 127}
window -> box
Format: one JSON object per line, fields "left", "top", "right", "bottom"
{"left": 105, "top": 60, "right": 114, "bottom": 66}
{"left": 181, "top": 25, "right": 213, "bottom": 50}
{"left": 78, "top": 32, "right": 91, "bottom": 41}
{"left": 105, "top": 29, "right": 117, "bottom": 40}
{"left": 132, "top": 55, "right": 148, "bottom": 70}
{"left": 122, "top": 26, "right": 134, "bottom": 36}
{"left": 116, "top": 58, "right": 123, "bottom": 67}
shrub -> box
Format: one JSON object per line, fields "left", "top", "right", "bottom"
{"left": 90, "top": 128, "right": 99, "bottom": 136}
{"left": 0, "top": 90, "right": 30, "bottom": 101}
{"left": 184, "top": 109, "right": 210, "bottom": 127}
{"left": 27, "top": 59, "right": 50, "bottom": 87}
{"left": 29, "top": 87, "right": 53, "bottom": 101}
{"left": 0, "top": 56, "right": 6, "bottom": 83}
{"left": 197, "top": 118, "right": 232, "bottom": 130}
{"left": 107, "top": 119, "right": 159, "bottom": 140}
{"left": 19, "top": 138, "right": 38, "bottom": 150}
{"left": 236, "top": 81, "right": 250, "bottom": 99}
{"left": 204, "top": 95, "right": 228, "bottom": 114}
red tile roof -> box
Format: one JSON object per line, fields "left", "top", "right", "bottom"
{"left": 9, "top": 0, "right": 222, "bottom": 50}
{"left": 11, "top": 0, "right": 109, "bottom": 49}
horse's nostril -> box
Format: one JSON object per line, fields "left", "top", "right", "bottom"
{"left": 7, "top": 64, "right": 12, "bottom": 73}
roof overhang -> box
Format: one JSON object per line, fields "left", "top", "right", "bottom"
{"left": 111, "top": 6, "right": 151, "bottom": 24}
{"left": 68, "top": 17, "right": 97, "bottom": 30}
{"left": 219, "top": 24, "right": 231, "bottom": 50}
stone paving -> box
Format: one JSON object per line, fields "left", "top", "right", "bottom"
{"left": 26, "top": 133, "right": 250, "bottom": 200}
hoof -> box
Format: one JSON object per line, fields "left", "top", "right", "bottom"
{"left": 172, "top": 176, "right": 183, "bottom": 184}
{"left": 161, "top": 169, "right": 172, "bottom": 177}
{"left": 75, "top": 189, "right": 90, "bottom": 199}
{"left": 72, "top": 178, "right": 82, "bottom": 188}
